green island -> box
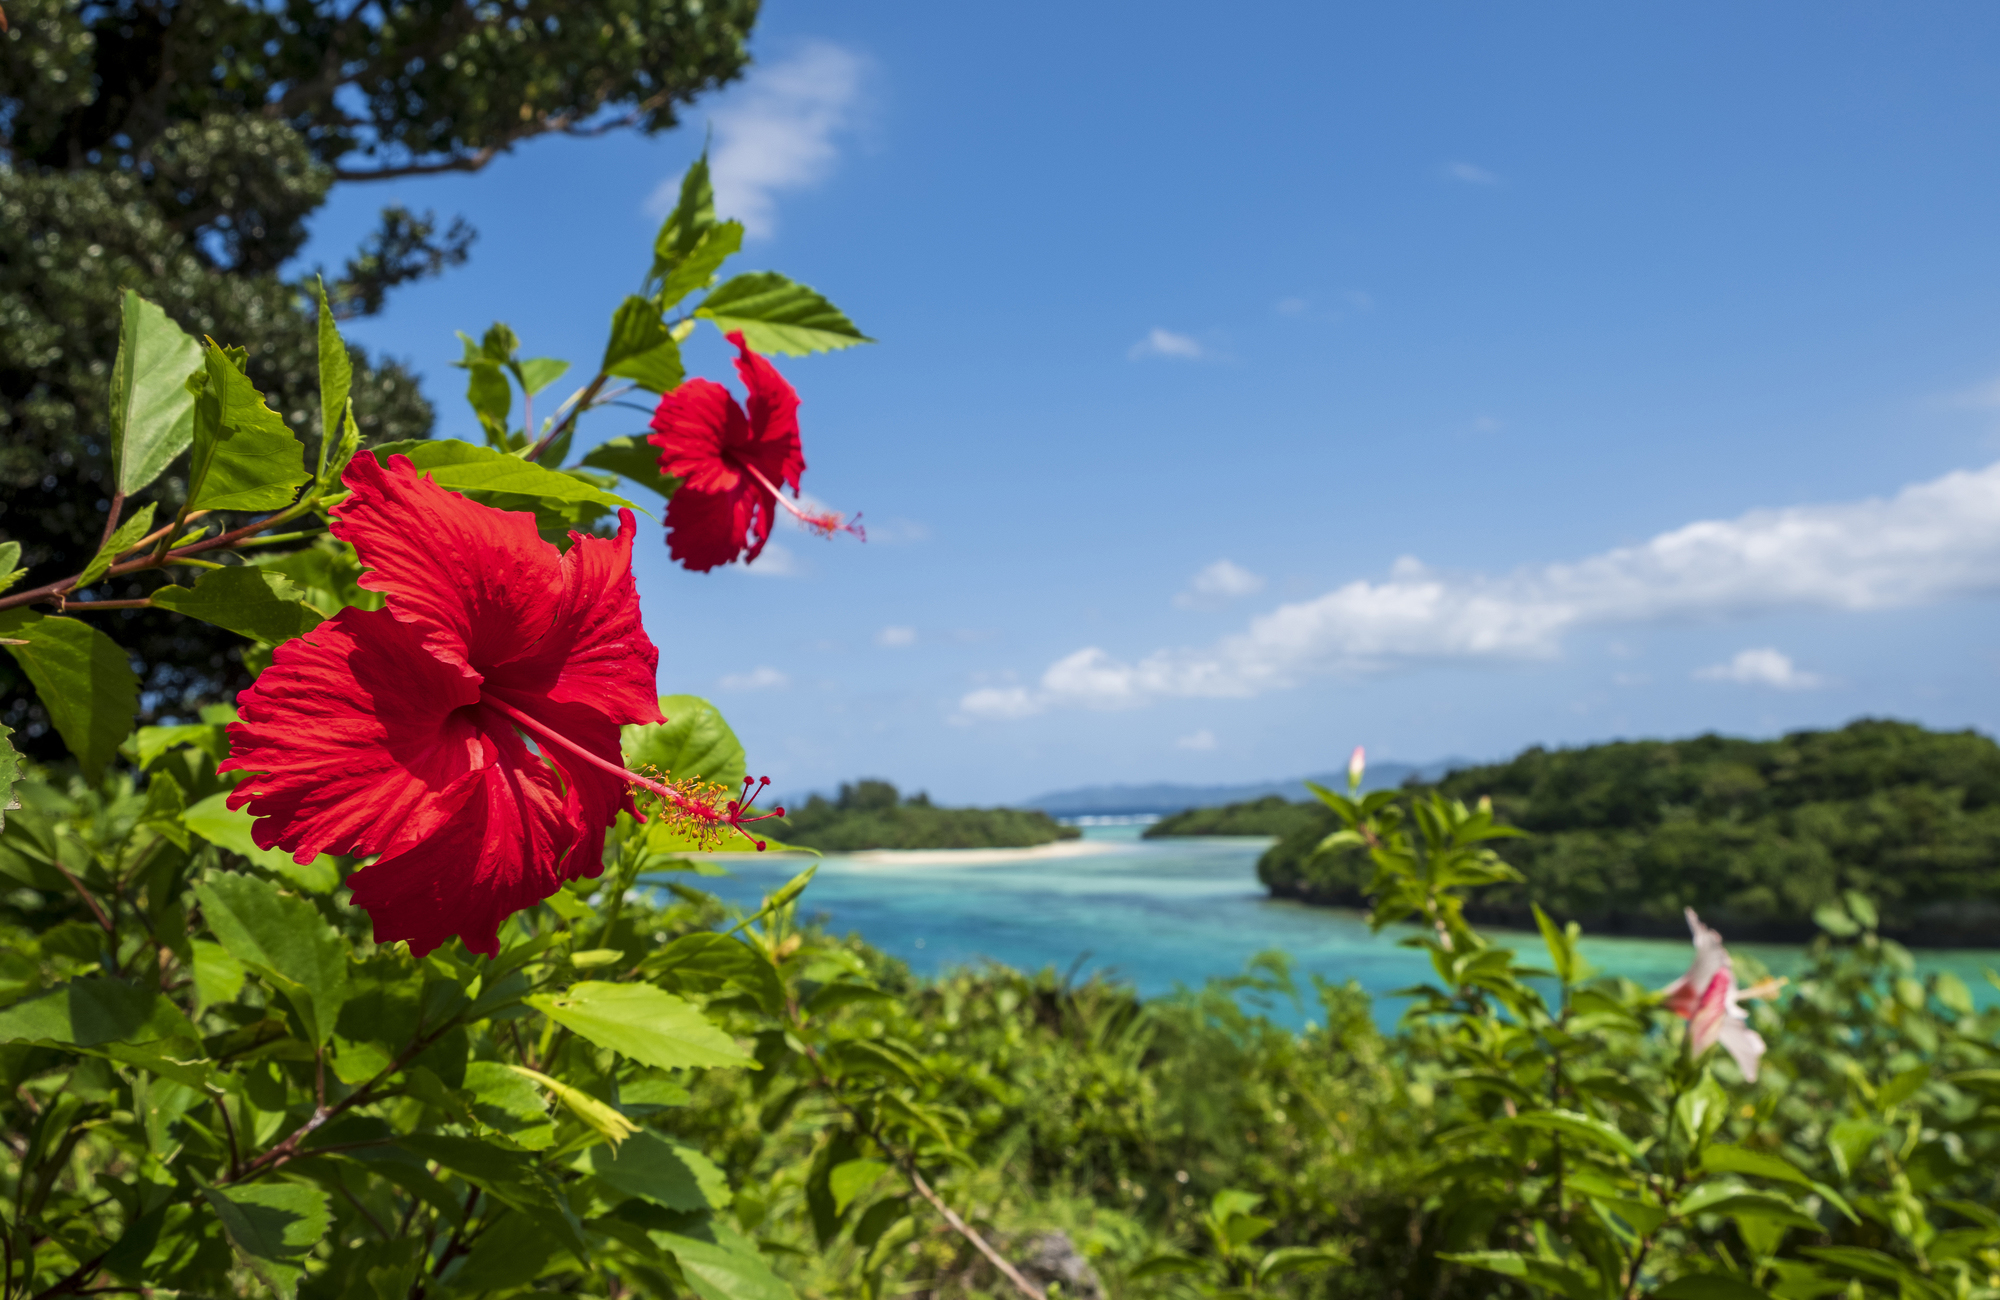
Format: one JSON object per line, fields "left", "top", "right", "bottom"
{"left": 1157, "top": 719, "right": 2000, "bottom": 944}
{"left": 770, "top": 778, "right": 1082, "bottom": 851}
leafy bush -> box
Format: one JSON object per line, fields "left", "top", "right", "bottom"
{"left": 773, "top": 779, "right": 1081, "bottom": 851}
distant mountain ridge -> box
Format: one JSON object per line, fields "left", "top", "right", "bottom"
{"left": 1022, "top": 759, "right": 1476, "bottom": 817}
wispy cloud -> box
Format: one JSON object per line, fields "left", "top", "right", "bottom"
{"left": 1696, "top": 648, "right": 1825, "bottom": 690}
{"left": 741, "top": 542, "right": 802, "bottom": 577}
{"left": 659, "top": 41, "right": 864, "bottom": 238}
{"left": 876, "top": 626, "right": 916, "bottom": 648}
{"left": 1128, "top": 328, "right": 1204, "bottom": 361}
{"left": 957, "top": 460, "right": 2000, "bottom": 718}
{"left": 1176, "top": 729, "right": 1217, "bottom": 751}
{"left": 719, "top": 666, "right": 789, "bottom": 691}
{"left": 1444, "top": 161, "right": 1500, "bottom": 185}
{"left": 1173, "top": 559, "right": 1266, "bottom": 609}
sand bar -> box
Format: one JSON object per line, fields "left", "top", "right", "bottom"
{"left": 835, "top": 839, "right": 1131, "bottom": 866}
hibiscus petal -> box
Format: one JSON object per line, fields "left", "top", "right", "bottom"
{"left": 334, "top": 452, "right": 563, "bottom": 680}
{"left": 664, "top": 486, "right": 754, "bottom": 572}
{"left": 345, "top": 711, "right": 578, "bottom": 958}
{"left": 1716, "top": 1015, "right": 1768, "bottom": 1084}
{"left": 1688, "top": 969, "right": 1735, "bottom": 1058}
{"left": 482, "top": 692, "right": 636, "bottom": 885}
{"left": 223, "top": 607, "right": 486, "bottom": 862}
{"left": 649, "top": 379, "right": 749, "bottom": 493}
{"left": 486, "top": 510, "right": 663, "bottom": 726}
{"left": 726, "top": 332, "right": 805, "bottom": 494}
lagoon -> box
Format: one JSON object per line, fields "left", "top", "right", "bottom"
{"left": 667, "top": 825, "right": 2000, "bottom": 1027}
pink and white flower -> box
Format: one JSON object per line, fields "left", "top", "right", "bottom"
{"left": 1660, "top": 908, "right": 1785, "bottom": 1082}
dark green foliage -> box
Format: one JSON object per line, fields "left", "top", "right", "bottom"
{"left": 0, "top": 0, "right": 758, "bottom": 749}
{"left": 772, "top": 779, "right": 1083, "bottom": 851}
{"left": 1145, "top": 794, "right": 1329, "bottom": 840}
{"left": 1259, "top": 719, "right": 2000, "bottom": 943}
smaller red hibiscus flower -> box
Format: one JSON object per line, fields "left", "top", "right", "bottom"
{"left": 221, "top": 453, "right": 783, "bottom": 957}
{"left": 647, "top": 331, "right": 862, "bottom": 572}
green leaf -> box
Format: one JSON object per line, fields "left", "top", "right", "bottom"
{"left": 589, "top": 1129, "right": 732, "bottom": 1210}
{"left": 450, "top": 1213, "right": 564, "bottom": 1294}
{"left": 201, "top": 1182, "right": 332, "bottom": 1300}
{"left": 0, "top": 724, "right": 19, "bottom": 832}
{"left": 659, "top": 220, "right": 744, "bottom": 308}
{"left": 314, "top": 278, "right": 353, "bottom": 483}
{"left": 1673, "top": 1190, "right": 1823, "bottom": 1233}
{"left": 603, "top": 295, "right": 686, "bottom": 393}
{"left": 652, "top": 154, "right": 718, "bottom": 281}
{"left": 186, "top": 342, "right": 310, "bottom": 512}
{"left": 0, "top": 609, "right": 139, "bottom": 783}
{"left": 652, "top": 1218, "right": 796, "bottom": 1300}
{"left": 624, "top": 695, "right": 748, "bottom": 790}
{"left": 463, "top": 360, "right": 514, "bottom": 448}
{"left": 182, "top": 792, "right": 341, "bottom": 892}
{"left": 0, "top": 976, "right": 197, "bottom": 1047}
{"left": 365, "top": 440, "right": 635, "bottom": 527}
{"left": 1437, "top": 1251, "right": 1600, "bottom": 1300}
{"left": 695, "top": 272, "right": 873, "bottom": 355}
{"left": 195, "top": 873, "right": 349, "bottom": 1046}
{"left": 526, "top": 981, "right": 752, "bottom": 1070}
{"left": 1701, "top": 1146, "right": 1812, "bottom": 1188}
{"left": 151, "top": 566, "right": 325, "bottom": 643}
{"left": 109, "top": 290, "right": 204, "bottom": 495}
{"left": 1504, "top": 1108, "right": 1641, "bottom": 1161}
{"left": 0, "top": 540, "right": 24, "bottom": 596}
{"left": 76, "top": 503, "right": 158, "bottom": 592}
{"left": 582, "top": 435, "right": 682, "bottom": 500}
{"left": 828, "top": 1158, "right": 890, "bottom": 1216}
{"left": 1675, "top": 1072, "right": 1730, "bottom": 1148}
{"left": 1257, "top": 1247, "right": 1348, "bottom": 1281}
{"left": 1127, "top": 1254, "right": 1207, "bottom": 1281}
{"left": 517, "top": 357, "right": 570, "bottom": 396}
{"left": 1653, "top": 1276, "right": 1775, "bottom": 1300}
{"left": 1878, "top": 1064, "right": 1929, "bottom": 1110}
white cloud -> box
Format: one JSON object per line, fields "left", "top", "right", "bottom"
{"left": 656, "top": 42, "right": 863, "bottom": 238}
{"left": 1445, "top": 161, "right": 1500, "bottom": 185}
{"left": 1128, "top": 328, "right": 1204, "bottom": 361}
{"left": 719, "top": 666, "right": 790, "bottom": 691}
{"left": 876, "top": 625, "right": 916, "bottom": 648}
{"left": 957, "top": 460, "right": 2000, "bottom": 718}
{"left": 1696, "top": 648, "right": 1825, "bottom": 690}
{"left": 1275, "top": 297, "right": 1309, "bottom": 316}
{"left": 1176, "top": 729, "right": 1217, "bottom": 751}
{"left": 742, "top": 542, "right": 801, "bottom": 577}
{"left": 1173, "top": 559, "right": 1266, "bottom": 609}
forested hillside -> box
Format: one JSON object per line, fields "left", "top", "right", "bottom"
{"left": 772, "top": 779, "right": 1082, "bottom": 851}
{"left": 1259, "top": 719, "right": 2000, "bottom": 943}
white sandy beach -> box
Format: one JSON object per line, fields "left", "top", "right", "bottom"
{"left": 837, "top": 839, "right": 1131, "bottom": 866}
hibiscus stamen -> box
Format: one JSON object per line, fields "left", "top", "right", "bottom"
{"left": 735, "top": 461, "right": 866, "bottom": 541}
{"left": 482, "top": 696, "right": 770, "bottom": 850}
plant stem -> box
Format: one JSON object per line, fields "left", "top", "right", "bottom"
{"left": 524, "top": 372, "right": 607, "bottom": 462}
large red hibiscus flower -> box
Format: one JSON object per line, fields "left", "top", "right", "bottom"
{"left": 220, "top": 452, "right": 668, "bottom": 957}
{"left": 648, "top": 331, "right": 860, "bottom": 572}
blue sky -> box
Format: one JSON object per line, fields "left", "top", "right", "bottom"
{"left": 300, "top": 2, "right": 2000, "bottom": 803}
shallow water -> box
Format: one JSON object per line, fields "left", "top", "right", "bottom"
{"left": 660, "top": 825, "right": 2000, "bottom": 1028}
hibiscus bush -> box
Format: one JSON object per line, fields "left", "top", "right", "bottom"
{"left": 2, "top": 154, "right": 1999, "bottom": 1300}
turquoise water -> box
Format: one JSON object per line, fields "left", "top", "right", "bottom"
{"left": 665, "top": 826, "right": 2000, "bottom": 1028}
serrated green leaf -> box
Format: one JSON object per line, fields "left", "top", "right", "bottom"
{"left": 182, "top": 792, "right": 341, "bottom": 892}
{"left": 186, "top": 343, "right": 310, "bottom": 512}
{"left": 195, "top": 873, "right": 349, "bottom": 1045}
{"left": 75, "top": 503, "right": 158, "bottom": 592}
{"left": 0, "top": 976, "right": 198, "bottom": 1046}
{"left": 582, "top": 435, "right": 682, "bottom": 500}
{"left": 0, "top": 723, "right": 18, "bottom": 831}
{"left": 660, "top": 220, "right": 744, "bottom": 308}
{"left": 829, "top": 1158, "right": 890, "bottom": 1215}
{"left": 151, "top": 566, "right": 326, "bottom": 643}
{"left": 652, "top": 1217, "right": 796, "bottom": 1300}
{"left": 589, "top": 1129, "right": 732, "bottom": 1210}
{"left": 0, "top": 540, "right": 24, "bottom": 596}
{"left": 695, "top": 272, "right": 872, "bottom": 356}
{"left": 652, "top": 154, "right": 718, "bottom": 282}
{"left": 314, "top": 278, "right": 353, "bottom": 483}
{"left": 526, "top": 981, "right": 752, "bottom": 1071}
{"left": 517, "top": 357, "right": 570, "bottom": 396}
{"left": 109, "top": 290, "right": 204, "bottom": 495}
{"left": 202, "top": 1182, "right": 332, "bottom": 1300}
{"left": 624, "top": 695, "right": 748, "bottom": 790}
{"left": 365, "top": 440, "right": 634, "bottom": 523}
{"left": 603, "top": 296, "right": 686, "bottom": 393}
{"left": 0, "top": 609, "right": 139, "bottom": 783}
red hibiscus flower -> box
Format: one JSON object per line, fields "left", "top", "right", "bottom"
{"left": 648, "top": 331, "right": 862, "bottom": 572}
{"left": 219, "top": 452, "right": 674, "bottom": 957}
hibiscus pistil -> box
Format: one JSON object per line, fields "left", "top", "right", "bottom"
{"left": 735, "top": 459, "right": 866, "bottom": 542}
